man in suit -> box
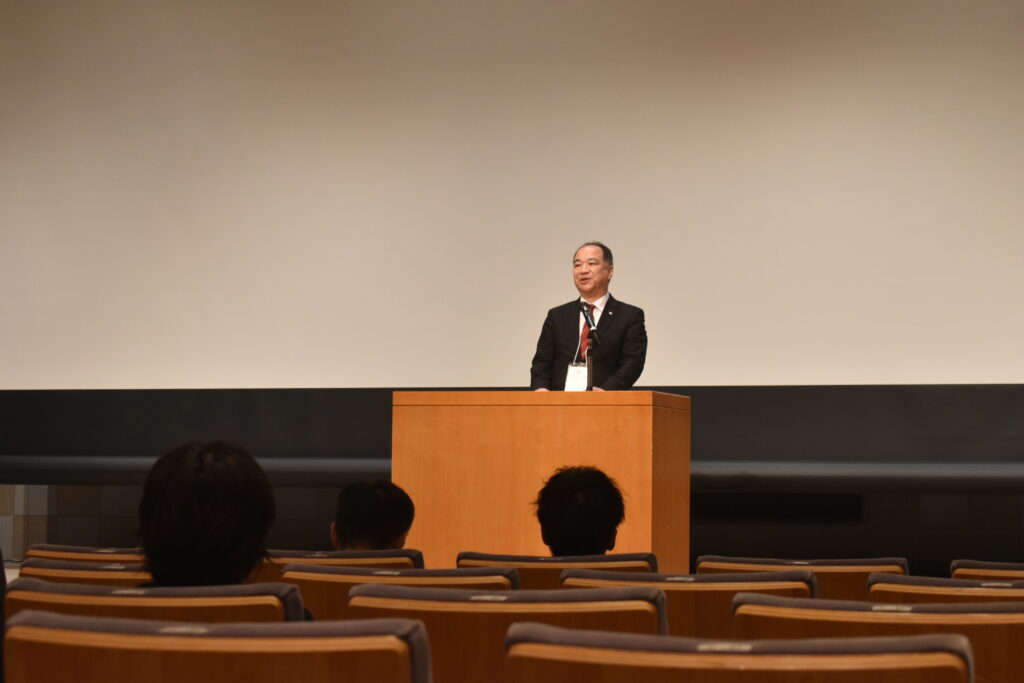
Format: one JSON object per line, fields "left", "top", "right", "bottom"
{"left": 530, "top": 241, "right": 647, "bottom": 391}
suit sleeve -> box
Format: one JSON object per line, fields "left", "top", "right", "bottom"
{"left": 599, "top": 307, "right": 647, "bottom": 390}
{"left": 529, "top": 311, "right": 556, "bottom": 389}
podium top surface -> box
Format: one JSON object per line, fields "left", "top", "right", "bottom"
{"left": 393, "top": 390, "right": 690, "bottom": 410}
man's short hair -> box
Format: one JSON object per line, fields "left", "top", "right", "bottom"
{"left": 534, "top": 466, "right": 625, "bottom": 556}
{"left": 139, "top": 440, "right": 275, "bottom": 586}
{"left": 574, "top": 241, "right": 614, "bottom": 266}
{"left": 334, "top": 480, "right": 415, "bottom": 550}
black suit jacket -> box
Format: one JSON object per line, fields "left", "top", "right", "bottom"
{"left": 529, "top": 295, "right": 647, "bottom": 390}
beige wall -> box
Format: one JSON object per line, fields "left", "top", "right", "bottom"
{"left": 1, "top": 0, "right": 1021, "bottom": 388}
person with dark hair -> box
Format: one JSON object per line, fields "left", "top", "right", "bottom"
{"left": 530, "top": 241, "right": 647, "bottom": 391}
{"left": 534, "top": 466, "right": 625, "bottom": 556}
{"left": 138, "top": 440, "right": 275, "bottom": 586}
{"left": 331, "top": 480, "right": 415, "bottom": 550}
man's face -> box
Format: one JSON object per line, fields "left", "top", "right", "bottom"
{"left": 573, "top": 245, "right": 613, "bottom": 301}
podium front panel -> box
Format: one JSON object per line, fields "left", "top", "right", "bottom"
{"left": 392, "top": 391, "right": 689, "bottom": 571}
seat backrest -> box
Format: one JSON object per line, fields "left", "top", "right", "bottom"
{"left": 562, "top": 569, "right": 816, "bottom": 637}
{"left": 4, "top": 610, "right": 430, "bottom": 683}
{"left": 505, "top": 622, "right": 973, "bottom": 683}
{"left": 457, "top": 551, "right": 657, "bottom": 590}
{"left": 697, "top": 555, "right": 908, "bottom": 601}
{"left": 255, "top": 548, "right": 424, "bottom": 583}
{"left": 951, "top": 559, "right": 1024, "bottom": 581}
{"left": 869, "top": 571, "right": 1024, "bottom": 604}
{"left": 348, "top": 584, "right": 666, "bottom": 683}
{"left": 734, "top": 591, "right": 1024, "bottom": 683}
{"left": 5, "top": 577, "right": 306, "bottom": 622}
{"left": 17, "top": 558, "right": 151, "bottom": 587}
{"left": 25, "top": 544, "right": 144, "bottom": 564}
{"left": 281, "top": 564, "right": 519, "bottom": 620}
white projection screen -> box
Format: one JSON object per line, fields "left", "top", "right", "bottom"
{"left": 1, "top": 0, "right": 1022, "bottom": 390}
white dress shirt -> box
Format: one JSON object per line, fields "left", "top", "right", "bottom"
{"left": 578, "top": 292, "right": 610, "bottom": 334}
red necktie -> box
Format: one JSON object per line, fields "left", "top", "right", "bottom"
{"left": 580, "top": 303, "right": 595, "bottom": 361}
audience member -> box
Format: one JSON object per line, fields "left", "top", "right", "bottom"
{"left": 139, "top": 440, "right": 275, "bottom": 586}
{"left": 332, "top": 480, "right": 415, "bottom": 550}
{"left": 535, "top": 466, "right": 625, "bottom": 556}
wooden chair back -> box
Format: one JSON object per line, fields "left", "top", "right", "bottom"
{"left": 5, "top": 577, "right": 305, "bottom": 622}
{"left": 734, "top": 591, "right": 1024, "bottom": 683}
{"left": 506, "top": 622, "right": 972, "bottom": 683}
{"left": 25, "top": 544, "right": 144, "bottom": 564}
{"left": 457, "top": 551, "right": 657, "bottom": 589}
{"left": 869, "top": 571, "right": 1024, "bottom": 604}
{"left": 281, "top": 564, "right": 518, "bottom": 620}
{"left": 697, "top": 555, "right": 907, "bottom": 600}
{"left": 562, "top": 568, "right": 816, "bottom": 637}
{"left": 255, "top": 548, "right": 423, "bottom": 583}
{"left": 951, "top": 559, "right": 1024, "bottom": 581}
{"left": 4, "top": 610, "right": 430, "bottom": 683}
{"left": 17, "top": 558, "right": 150, "bottom": 587}
{"left": 348, "top": 584, "right": 667, "bottom": 683}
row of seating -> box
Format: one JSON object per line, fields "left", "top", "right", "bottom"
{"left": 6, "top": 566, "right": 807, "bottom": 636}
{"left": 22, "top": 545, "right": 659, "bottom": 588}
{"left": 9, "top": 570, "right": 1024, "bottom": 680}
{"left": 12, "top": 546, "right": 1024, "bottom": 682}
{"left": 13, "top": 562, "right": 1024, "bottom": 629}
{"left": 5, "top": 605, "right": 977, "bottom": 682}
{"left": 23, "top": 544, "right": 1024, "bottom": 596}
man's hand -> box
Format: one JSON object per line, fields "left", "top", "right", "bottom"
{"left": 592, "top": 387, "right": 605, "bottom": 392}
{"left": 534, "top": 388, "right": 550, "bottom": 392}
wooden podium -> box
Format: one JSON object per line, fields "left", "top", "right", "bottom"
{"left": 391, "top": 391, "right": 690, "bottom": 571}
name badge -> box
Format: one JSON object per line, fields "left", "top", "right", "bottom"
{"left": 564, "top": 363, "right": 588, "bottom": 392}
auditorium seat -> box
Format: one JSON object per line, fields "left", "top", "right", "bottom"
{"left": 561, "top": 568, "right": 816, "bottom": 637}
{"left": 281, "top": 564, "right": 519, "bottom": 620}
{"left": 347, "top": 584, "right": 667, "bottom": 683}
{"left": 456, "top": 551, "right": 657, "bottom": 589}
{"left": 696, "top": 555, "right": 908, "bottom": 600}
{"left": 951, "top": 559, "right": 1024, "bottom": 581}
{"left": 24, "top": 543, "right": 144, "bottom": 564}
{"left": 4, "top": 610, "right": 430, "bottom": 683}
{"left": 255, "top": 548, "right": 424, "bottom": 583}
{"left": 869, "top": 571, "right": 1024, "bottom": 604}
{"left": 505, "top": 622, "right": 973, "bottom": 683}
{"left": 17, "top": 558, "right": 150, "bottom": 587}
{"left": 5, "top": 577, "right": 305, "bottom": 622}
{"left": 734, "top": 591, "right": 1024, "bottom": 683}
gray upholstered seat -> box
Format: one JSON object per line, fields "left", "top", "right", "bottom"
{"left": 505, "top": 621, "right": 973, "bottom": 683}
{"left": 697, "top": 554, "right": 908, "bottom": 600}
{"left": 5, "top": 609, "right": 430, "bottom": 683}
{"left": 457, "top": 551, "right": 657, "bottom": 589}
{"left": 561, "top": 568, "right": 816, "bottom": 637}
{"left": 5, "top": 576, "right": 305, "bottom": 622}
{"left": 348, "top": 583, "right": 667, "bottom": 683}
{"left": 281, "top": 564, "right": 519, "bottom": 620}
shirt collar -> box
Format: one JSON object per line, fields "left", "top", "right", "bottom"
{"left": 580, "top": 292, "right": 610, "bottom": 313}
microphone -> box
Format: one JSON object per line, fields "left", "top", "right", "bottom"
{"left": 580, "top": 301, "right": 600, "bottom": 346}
